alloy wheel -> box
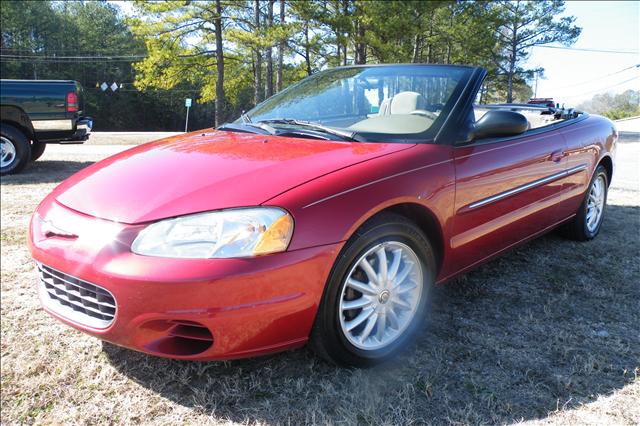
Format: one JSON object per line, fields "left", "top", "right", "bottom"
{"left": 1, "top": 136, "right": 17, "bottom": 168}
{"left": 339, "top": 241, "right": 423, "bottom": 351}
{"left": 586, "top": 174, "right": 605, "bottom": 233}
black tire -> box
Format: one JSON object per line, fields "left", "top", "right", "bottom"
{"left": 311, "top": 212, "right": 436, "bottom": 367}
{"left": 30, "top": 141, "right": 47, "bottom": 161}
{"left": 561, "top": 164, "right": 609, "bottom": 241}
{"left": 1, "top": 123, "right": 31, "bottom": 175}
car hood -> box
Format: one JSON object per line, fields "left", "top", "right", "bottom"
{"left": 54, "top": 131, "right": 413, "bottom": 224}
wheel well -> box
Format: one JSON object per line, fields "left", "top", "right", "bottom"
{"left": 375, "top": 203, "right": 445, "bottom": 274}
{"left": 1, "top": 106, "right": 35, "bottom": 141}
{"left": 598, "top": 156, "right": 613, "bottom": 186}
{"left": 1, "top": 120, "right": 33, "bottom": 142}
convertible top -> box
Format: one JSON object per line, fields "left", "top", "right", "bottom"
{"left": 475, "top": 103, "right": 583, "bottom": 130}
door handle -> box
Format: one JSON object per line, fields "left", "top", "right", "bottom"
{"left": 550, "top": 150, "right": 566, "bottom": 163}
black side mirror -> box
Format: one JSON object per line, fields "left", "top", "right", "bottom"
{"left": 470, "top": 110, "right": 529, "bottom": 141}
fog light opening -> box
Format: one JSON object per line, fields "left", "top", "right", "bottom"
{"left": 143, "top": 320, "right": 214, "bottom": 356}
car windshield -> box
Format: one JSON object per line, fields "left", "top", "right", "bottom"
{"left": 241, "top": 65, "right": 472, "bottom": 142}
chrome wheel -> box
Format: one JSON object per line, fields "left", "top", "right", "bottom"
{"left": 586, "top": 175, "right": 605, "bottom": 233}
{"left": 1, "top": 136, "right": 16, "bottom": 168}
{"left": 339, "top": 241, "right": 423, "bottom": 351}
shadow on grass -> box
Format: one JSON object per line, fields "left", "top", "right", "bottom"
{"left": 104, "top": 204, "right": 639, "bottom": 424}
{"left": 0, "top": 160, "right": 95, "bottom": 185}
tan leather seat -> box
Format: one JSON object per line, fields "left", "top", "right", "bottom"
{"left": 389, "top": 91, "right": 427, "bottom": 114}
{"left": 377, "top": 91, "right": 428, "bottom": 116}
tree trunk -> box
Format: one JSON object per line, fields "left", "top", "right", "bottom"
{"left": 507, "top": 27, "right": 517, "bottom": 103}
{"left": 265, "top": 0, "right": 274, "bottom": 99}
{"left": 354, "top": 19, "right": 366, "bottom": 64}
{"left": 412, "top": 34, "right": 421, "bottom": 63}
{"left": 506, "top": 5, "right": 519, "bottom": 103}
{"left": 304, "top": 23, "right": 312, "bottom": 75}
{"left": 214, "top": 0, "right": 225, "bottom": 126}
{"left": 253, "top": 0, "right": 262, "bottom": 105}
{"left": 342, "top": 0, "right": 349, "bottom": 65}
{"left": 426, "top": 15, "right": 433, "bottom": 63}
{"left": 276, "top": 0, "right": 285, "bottom": 92}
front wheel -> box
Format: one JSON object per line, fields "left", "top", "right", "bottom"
{"left": 562, "top": 165, "right": 608, "bottom": 241}
{"left": 311, "top": 213, "right": 436, "bottom": 367}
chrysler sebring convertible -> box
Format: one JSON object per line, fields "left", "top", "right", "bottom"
{"left": 28, "top": 65, "right": 616, "bottom": 366}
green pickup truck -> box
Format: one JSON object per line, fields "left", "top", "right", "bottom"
{"left": 1, "top": 79, "right": 93, "bottom": 175}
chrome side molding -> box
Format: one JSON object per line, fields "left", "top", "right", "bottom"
{"left": 466, "top": 164, "right": 588, "bottom": 210}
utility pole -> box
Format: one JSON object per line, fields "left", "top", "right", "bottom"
{"left": 534, "top": 71, "right": 539, "bottom": 98}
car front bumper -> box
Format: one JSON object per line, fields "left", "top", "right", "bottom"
{"left": 28, "top": 197, "right": 341, "bottom": 360}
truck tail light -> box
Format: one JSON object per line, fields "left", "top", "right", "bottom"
{"left": 66, "top": 92, "right": 78, "bottom": 112}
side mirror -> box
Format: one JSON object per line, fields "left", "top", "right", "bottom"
{"left": 469, "top": 110, "right": 529, "bottom": 141}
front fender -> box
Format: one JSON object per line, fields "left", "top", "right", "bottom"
{"left": 266, "top": 144, "right": 456, "bottom": 252}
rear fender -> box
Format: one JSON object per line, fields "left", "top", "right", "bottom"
{"left": 1, "top": 105, "right": 35, "bottom": 141}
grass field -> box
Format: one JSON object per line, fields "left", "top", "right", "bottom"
{"left": 1, "top": 138, "right": 638, "bottom": 425}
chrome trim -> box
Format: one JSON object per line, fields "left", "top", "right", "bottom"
{"left": 466, "top": 164, "right": 588, "bottom": 210}
{"left": 32, "top": 119, "right": 73, "bottom": 131}
{"left": 37, "top": 262, "right": 116, "bottom": 329}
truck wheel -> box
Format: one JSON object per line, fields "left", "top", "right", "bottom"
{"left": 1, "top": 124, "right": 31, "bottom": 175}
{"left": 30, "top": 141, "right": 47, "bottom": 161}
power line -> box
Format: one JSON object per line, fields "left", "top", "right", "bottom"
{"left": 554, "top": 64, "right": 640, "bottom": 90}
{"left": 533, "top": 45, "right": 639, "bottom": 54}
{"left": 561, "top": 76, "right": 639, "bottom": 99}
{"left": 0, "top": 54, "right": 147, "bottom": 60}
{"left": 0, "top": 48, "right": 139, "bottom": 54}
{"left": 0, "top": 58, "right": 144, "bottom": 63}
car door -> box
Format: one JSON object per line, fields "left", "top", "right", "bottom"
{"left": 445, "top": 129, "right": 569, "bottom": 276}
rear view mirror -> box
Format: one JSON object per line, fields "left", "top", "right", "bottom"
{"left": 471, "top": 110, "right": 528, "bottom": 140}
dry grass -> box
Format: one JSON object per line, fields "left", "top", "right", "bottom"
{"left": 1, "top": 140, "right": 639, "bottom": 425}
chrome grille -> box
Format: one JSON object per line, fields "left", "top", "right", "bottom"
{"left": 37, "top": 263, "right": 116, "bottom": 329}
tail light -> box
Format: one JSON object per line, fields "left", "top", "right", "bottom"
{"left": 66, "top": 92, "right": 78, "bottom": 112}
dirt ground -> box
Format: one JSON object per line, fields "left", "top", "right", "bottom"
{"left": 1, "top": 135, "right": 638, "bottom": 425}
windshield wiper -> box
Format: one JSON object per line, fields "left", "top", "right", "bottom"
{"left": 217, "top": 121, "right": 276, "bottom": 135}
{"left": 240, "top": 111, "right": 252, "bottom": 123}
{"left": 257, "top": 118, "right": 359, "bottom": 142}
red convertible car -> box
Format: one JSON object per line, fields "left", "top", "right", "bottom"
{"left": 28, "top": 65, "right": 616, "bottom": 366}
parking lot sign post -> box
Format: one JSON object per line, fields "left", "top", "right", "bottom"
{"left": 184, "top": 98, "right": 192, "bottom": 132}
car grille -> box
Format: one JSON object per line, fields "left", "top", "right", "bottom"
{"left": 37, "top": 263, "right": 116, "bottom": 329}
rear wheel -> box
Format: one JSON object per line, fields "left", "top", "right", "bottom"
{"left": 562, "top": 165, "right": 608, "bottom": 241}
{"left": 1, "top": 124, "right": 30, "bottom": 175}
{"left": 311, "top": 213, "right": 436, "bottom": 367}
{"left": 30, "top": 141, "right": 47, "bottom": 161}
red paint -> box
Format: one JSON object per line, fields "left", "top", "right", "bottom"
{"left": 28, "top": 114, "right": 616, "bottom": 360}
{"left": 54, "top": 131, "right": 412, "bottom": 224}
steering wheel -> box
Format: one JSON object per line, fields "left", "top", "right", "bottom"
{"left": 409, "top": 110, "right": 438, "bottom": 120}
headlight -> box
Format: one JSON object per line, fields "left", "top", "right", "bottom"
{"left": 131, "top": 207, "right": 294, "bottom": 259}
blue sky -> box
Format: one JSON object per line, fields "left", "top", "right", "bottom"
{"left": 527, "top": 0, "right": 639, "bottom": 105}
{"left": 111, "top": 1, "right": 639, "bottom": 105}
